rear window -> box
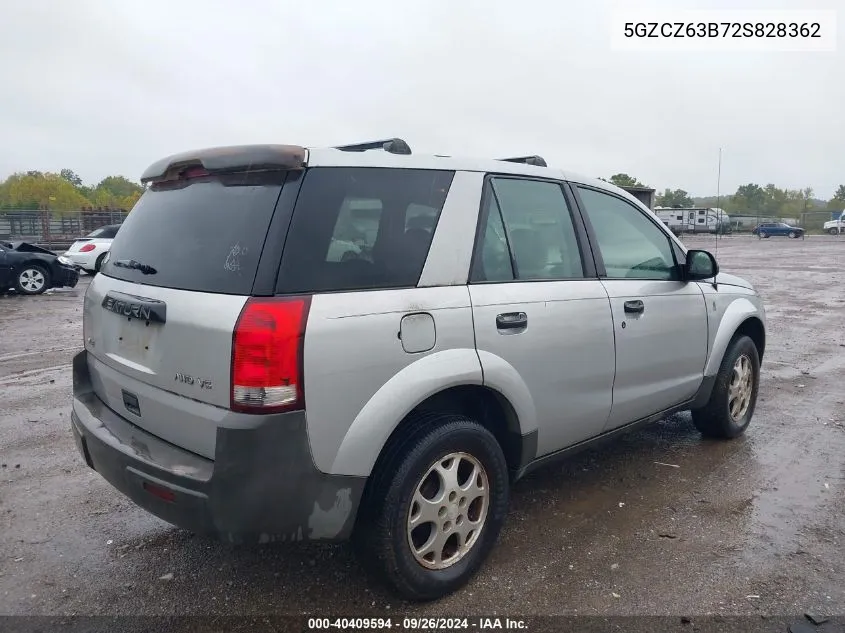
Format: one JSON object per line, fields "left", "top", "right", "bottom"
{"left": 102, "top": 171, "right": 285, "bottom": 294}
{"left": 277, "top": 168, "right": 454, "bottom": 294}
{"left": 86, "top": 225, "right": 119, "bottom": 239}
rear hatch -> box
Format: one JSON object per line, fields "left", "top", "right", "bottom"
{"left": 83, "top": 166, "right": 292, "bottom": 458}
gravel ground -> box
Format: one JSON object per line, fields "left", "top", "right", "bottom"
{"left": 1, "top": 236, "right": 844, "bottom": 622}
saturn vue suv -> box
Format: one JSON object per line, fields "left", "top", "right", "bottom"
{"left": 70, "top": 138, "right": 766, "bottom": 601}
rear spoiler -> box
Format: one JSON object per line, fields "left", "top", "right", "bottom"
{"left": 141, "top": 145, "right": 308, "bottom": 184}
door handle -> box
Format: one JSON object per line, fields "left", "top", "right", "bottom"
{"left": 496, "top": 312, "right": 528, "bottom": 330}
{"left": 623, "top": 300, "right": 645, "bottom": 314}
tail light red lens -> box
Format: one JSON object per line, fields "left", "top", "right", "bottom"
{"left": 231, "top": 296, "right": 311, "bottom": 413}
{"left": 80, "top": 244, "right": 96, "bottom": 252}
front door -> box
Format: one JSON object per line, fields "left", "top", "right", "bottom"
{"left": 574, "top": 185, "right": 708, "bottom": 430}
{"left": 469, "top": 176, "right": 616, "bottom": 456}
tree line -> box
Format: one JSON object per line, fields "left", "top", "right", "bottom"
{"left": 604, "top": 173, "right": 845, "bottom": 217}
{"left": 2, "top": 168, "right": 843, "bottom": 220}
{"left": 0, "top": 169, "right": 144, "bottom": 212}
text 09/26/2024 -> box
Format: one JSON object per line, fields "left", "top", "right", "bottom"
{"left": 610, "top": 9, "right": 837, "bottom": 51}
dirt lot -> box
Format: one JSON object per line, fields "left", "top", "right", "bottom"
{"left": 1, "top": 236, "right": 844, "bottom": 620}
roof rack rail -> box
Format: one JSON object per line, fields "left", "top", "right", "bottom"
{"left": 498, "top": 155, "right": 548, "bottom": 168}
{"left": 335, "top": 138, "right": 412, "bottom": 155}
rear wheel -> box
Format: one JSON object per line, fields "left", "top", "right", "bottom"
{"left": 94, "top": 252, "right": 107, "bottom": 273}
{"left": 354, "top": 413, "right": 509, "bottom": 601}
{"left": 692, "top": 335, "right": 760, "bottom": 439}
{"left": 15, "top": 265, "right": 50, "bottom": 295}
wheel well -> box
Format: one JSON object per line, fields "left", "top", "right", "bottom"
{"left": 370, "top": 385, "right": 524, "bottom": 480}
{"left": 17, "top": 260, "right": 50, "bottom": 274}
{"left": 736, "top": 317, "right": 765, "bottom": 361}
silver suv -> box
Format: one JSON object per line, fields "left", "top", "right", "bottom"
{"left": 71, "top": 138, "right": 766, "bottom": 601}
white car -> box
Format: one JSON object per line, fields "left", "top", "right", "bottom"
{"left": 63, "top": 224, "right": 122, "bottom": 274}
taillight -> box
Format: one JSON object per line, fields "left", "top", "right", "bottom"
{"left": 231, "top": 296, "right": 311, "bottom": 413}
{"left": 80, "top": 244, "right": 96, "bottom": 252}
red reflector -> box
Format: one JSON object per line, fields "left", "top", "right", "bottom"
{"left": 231, "top": 296, "right": 311, "bottom": 413}
{"left": 143, "top": 482, "right": 176, "bottom": 503}
{"left": 79, "top": 244, "right": 96, "bottom": 252}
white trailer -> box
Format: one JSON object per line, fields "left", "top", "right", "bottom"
{"left": 655, "top": 207, "right": 730, "bottom": 234}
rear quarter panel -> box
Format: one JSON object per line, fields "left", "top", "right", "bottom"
{"left": 303, "top": 287, "right": 481, "bottom": 477}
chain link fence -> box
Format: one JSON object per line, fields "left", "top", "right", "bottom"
{"left": 0, "top": 209, "right": 129, "bottom": 250}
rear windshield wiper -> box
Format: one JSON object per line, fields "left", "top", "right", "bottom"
{"left": 113, "top": 259, "right": 158, "bottom": 275}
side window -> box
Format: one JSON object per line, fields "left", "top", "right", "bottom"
{"left": 102, "top": 226, "right": 119, "bottom": 239}
{"left": 277, "top": 168, "right": 454, "bottom": 294}
{"left": 487, "top": 178, "right": 584, "bottom": 280}
{"left": 577, "top": 187, "right": 679, "bottom": 281}
{"left": 697, "top": 218, "right": 705, "bottom": 224}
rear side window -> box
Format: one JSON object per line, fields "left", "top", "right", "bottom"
{"left": 103, "top": 171, "right": 286, "bottom": 294}
{"left": 87, "top": 225, "right": 118, "bottom": 238}
{"left": 277, "top": 168, "right": 453, "bottom": 294}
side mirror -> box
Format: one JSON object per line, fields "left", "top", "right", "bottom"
{"left": 685, "top": 249, "right": 719, "bottom": 281}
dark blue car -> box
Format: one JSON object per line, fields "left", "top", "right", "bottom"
{"left": 751, "top": 222, "right": 805, "bottom": 239}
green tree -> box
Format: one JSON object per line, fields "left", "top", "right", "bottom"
{"left": 60, "top": 168, "right": 83, "bottom": 187}
{"left": 732, "top": 184, "right": 766, "bottom": 212}
{"left": 95, "top": 175, "right": 143, "bottom": 198}
{"left": 656, "top": 188, "right": 694, "bottom": 208}
{"left": 91, "top": 175, "right": 144, "bottom": 210}
{"left": 828, "top": 185, "right": 845, "bottom": 209}
{"left": 607, "top": 173, "right": 645, "bottom": 188}
{"left": 0, "top": 172, "right": 92, "bottom": 210}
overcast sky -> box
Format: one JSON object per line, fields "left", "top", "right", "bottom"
{"left": 1, "top": 0, "right": 842, "bottom": 197}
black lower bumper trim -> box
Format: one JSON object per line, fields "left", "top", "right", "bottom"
{"left": 71, "top": 352, "right": 366, "bottom": 544}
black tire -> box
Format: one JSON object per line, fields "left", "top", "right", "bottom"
{"left": 14, "top": 264, "right": 51, "bottom": 295}
{"left": 94, "top": 252, "right": 107, "bottom": 273}
{"left": 759, "top": 231, "right": 769, "bottom": 238}
{"left": 692, "top": 335, "right": 760, "bottom": 439}
{"left": 830, "top": 228, "right": 840, "bottom": 235}
{"left": 354, "top": 413, "right": 509, "bottom": 601}
{"left": 788, "top": 231, "right": 797, "bottom": 238}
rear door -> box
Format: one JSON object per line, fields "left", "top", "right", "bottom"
{"left": 83, "top": 170, "right": 291, "bottom": 458}
{"left": 469, "top": 176, "right": 616, "bottom": 455}
{"left": 573, "top": 185, "right": 708, "bottom": 430}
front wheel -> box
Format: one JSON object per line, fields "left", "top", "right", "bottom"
{"left": 354, "top": 413, "right": 509, "bottom": 601}
{"left": 759, "top": 231, "right": 768, "bottom": 238}
{"left": 788, "top": 231, "right": 797, "bottom": 238}
{"left": 830, "top": 228, "right": 840, "bottom": 235}
{"left": 15, "top": 265, "right": 50, "bottom": 295}
{"left": 692, "top": 335, "right": 760, "bottom": 439}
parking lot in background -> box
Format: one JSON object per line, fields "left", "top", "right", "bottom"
{"left": 1, "top": 235, "right": 843, "bottom": 616}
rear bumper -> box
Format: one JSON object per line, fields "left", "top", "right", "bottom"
{"left": 70, "top": 351, "right": 366, "bottom": 543}
{"left": 63, "top": 252, "right": 97, "bottom": 269}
